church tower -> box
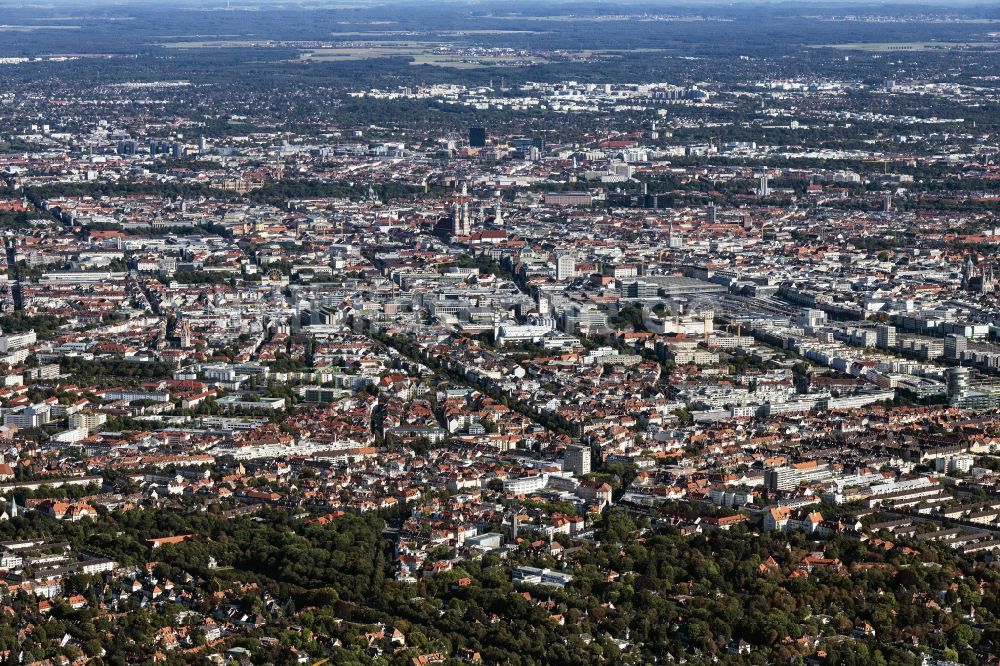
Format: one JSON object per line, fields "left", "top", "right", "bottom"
{"left": 452, "top": 183, "right": 472, "bottom": 237}
{"left": 962, "top": 255, "right": 975, "bottom": 291}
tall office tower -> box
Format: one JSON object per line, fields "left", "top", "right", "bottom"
{"left": 707, "top": 202, "right": 717, "bottom": 224}
{"left": 946, "top": 367, "right": 970, "bottom": 402}
{"left": 537, "top": 293, "right": 552, "bottom": 317}
{"left": 883, "top": 191, "right": 892, "bottom": 212}
{"left": 117, "top": 139, "right": 138, "bottom": 156}
{"left": 876, "top": 324, "right": 897, "bottom": 350}
{"left": 758, "top": 172, "right": 770, "bottom": 197}
{"left": 944, "top": 333, "right": 967, "bottom": 361}
{"left": 556, "top": 252, "right": 576, "bottom": 281}
{"left": 564, "top": 445, "right": 591, "bottom": 475}
{"left": 469, "top": 126, "right": 487, "bottom": 148}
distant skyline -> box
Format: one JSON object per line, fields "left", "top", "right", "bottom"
{"left": 3, "top": 0, "right": 999, "bottom": 6}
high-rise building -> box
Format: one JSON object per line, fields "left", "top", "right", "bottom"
{"left": 797, "top": 309, "right": 827, "bottom": 329}
{"left": 469, "top": 127, "right": 487, "bottom": 148}
{"left": 876, "top": 324, "right": 897, "bottom": 350}
{"left": 944, "top": 333, "right": 967, "bottom": 360}
{"left": 946, "top": 367, "right": 971, "bottom": 402}
{"left": 117, "top": 139, "right": 138, "bottom": 156}
{"left": 707, "top": 203, "right": 717, "bottom": 224}
{"left": 758, "top": 172, "right": 770, "bottom": 197}
{"left": 564, "top": 445, "right": 591, "bottom": 475}
{"left": 556, "top": 253, "right": 576, "bottom": 281}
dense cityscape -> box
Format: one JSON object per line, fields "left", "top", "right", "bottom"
{"left": 2, "top": 0, "right": 1000, "bottom": 664}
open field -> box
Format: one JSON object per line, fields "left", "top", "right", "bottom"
{"left": 299, "top": 43, "right": 553, "bottom": 68}
{"left": 160, "top": 36, "right": 559, "bottom": 68}
{"left": 0, "top": 24, "right": 80, "bottom": 31}
{"left": 437, "top": 30, "right": 547, "bottom": 36}
{"left": 161, "top": 29, "right": 547, "bottom": 48}
{"left": 485, "top": 14, "right": 730, "bottom": 23}
{"left": 814, "top": 41, "right": 1000, "bottom": 51}
{"left": 408, "top": 54, "right": 551, "bottom": 68}
{"left": 298, "top": 41, "right": 440, "bottom": 61}
{"left": 162, "top": 39, "right": 301, "bottom": 48}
